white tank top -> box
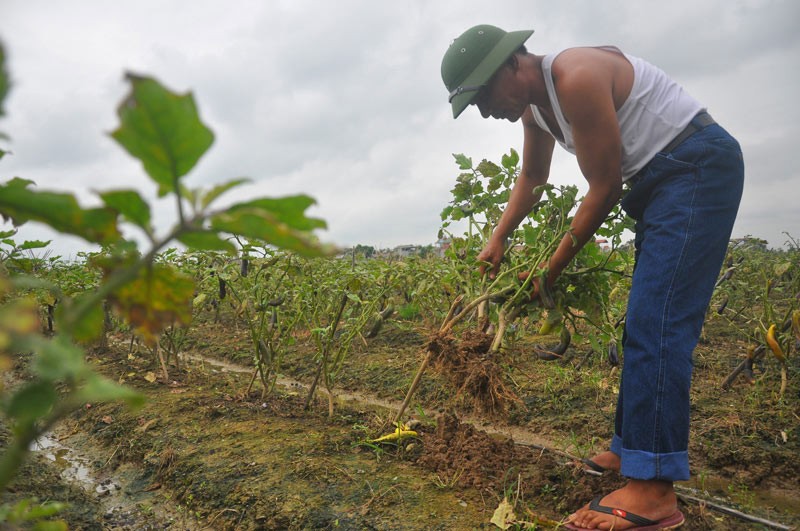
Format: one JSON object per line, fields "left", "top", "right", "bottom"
{"left": 530, "top": 47, "right": 705, "bottom": 181}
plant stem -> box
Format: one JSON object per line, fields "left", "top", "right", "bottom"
{"left": 304, "top": 292, "right": 348, "bottom": 410}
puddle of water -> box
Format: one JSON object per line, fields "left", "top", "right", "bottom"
{"left": 29, "top": 432, "right": 200, "bottom": 528}
{"left": 30, "top": 435, "right": 96, "bottom": 488}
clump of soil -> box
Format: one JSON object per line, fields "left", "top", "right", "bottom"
{"left": 416, "top": 411, "right": 516, "bottom": 490}
{"left": 426, "top": 329, "right": 520, "bottom": 414}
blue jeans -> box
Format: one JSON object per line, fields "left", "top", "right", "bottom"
{"left": 610, "top": 123, "right": 744, "bottom": 481}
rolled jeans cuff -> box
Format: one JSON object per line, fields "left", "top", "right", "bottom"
{"left": 611, "top": 434, "right": 689, "bottom": 481}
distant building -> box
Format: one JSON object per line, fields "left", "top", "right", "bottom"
{"left": 435, "top": 237, "right": 451, "bottom": 257}
{"left": 392, "top": 245, "right": 419, "bottom": 257}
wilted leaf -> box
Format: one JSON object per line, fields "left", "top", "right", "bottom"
{"left": 774, "top": 261, "right": 793, "bottom": 277}
{"left": 193, "top": 292, "right": 207, "bottom": 307}
{"left": 144, "top": 372, "right": 157, "bottom": 383}
{"left": 110, "top": 73, "right": 214, "bottom": 197}
{"left": 0, "top": 296, "right": 40, "bottom": 348}
{"left": 107, "top": 264, "right": 195, "bottom": 344}
{"left": 490, "top": 497, "right": 516, "bottom": 530}
{"left": 0, "top": 178, "right": 120, "bottom": 244}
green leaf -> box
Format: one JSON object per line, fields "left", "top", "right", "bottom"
{"left": 209, "top": 195, "right": 331, "bottom": 257}
{"left": 56, "top": 293, "right": 105, "bottom": 343}
{"left": 0, "top": 178, "right": 120, "bottom": 244}
{"left": 32, "top": 336, "right": 87, "bottom": 381}
{"left": 99, "top": 190, "right": 152, "bottom": 231}
{"left": 18, "top": 501, "right": 68, "bottom": 521}
{"left": 177, "top": 230, "right": 237, "bottom": 252}
{"left": 18, "top": 240, "right": 51, "bottom": 250}
{"left": 476, "top": 160, "right": 501, "bottom": 178}
{"left": 440, "top": 205, "right": 453, "bottom": 221}
{"left": 75, "top": 373, "right": 144, "bottom": 408}
{"left": 110, "top": 73, "right": 214, "bottom": 197}
{"left": 0, "top": 41, "right": 9, "bottom": 118}
{"left": 453, "top": 153, "right": 472, "bottom": 170}
{"left": 210, "top": 210, "right": 330, "bottom": 257}
{"left": 32, "top": 519, "right": 68, "bottom": 531}
{"left": 501, "top": 148, "right": 519, "bottom": 171}
{"left": 225, "top": 196, "right": 327, "bottom": 231}
{"left": 201, "top": 177, "right": 252, "bottom": 209}
{"left": 6, "top": 381, "right": 57, "bottom": 424}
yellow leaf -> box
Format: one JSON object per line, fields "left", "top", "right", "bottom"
{"left": 490, "top": 498, "right": 516, "bottom": 530}
{"left": 144, "top": 372, "right": 157, "bottom": 383}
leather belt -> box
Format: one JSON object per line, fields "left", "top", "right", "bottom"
{"left": 661, "top": 111, "right": 716, "bottom": 153}
{"left": 625, "top": 111, "right": 716, "bottom": 188}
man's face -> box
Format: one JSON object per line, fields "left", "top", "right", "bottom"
{"left": 473, "top": 63, "right": 526, "bottom": 122}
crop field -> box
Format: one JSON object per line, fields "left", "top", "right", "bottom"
{"left": 1, "top": 54, "right": 799, "bottom": 530}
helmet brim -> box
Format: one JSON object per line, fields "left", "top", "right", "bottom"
{"left": 449, "top": 29, "right": 534, "bottom": 119}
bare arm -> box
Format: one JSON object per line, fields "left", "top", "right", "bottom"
{"left": 479, "top": 106, "right": 555, "bottom": 278}
{"left": 543, "top": 53, "right": 623, "bottom": 286}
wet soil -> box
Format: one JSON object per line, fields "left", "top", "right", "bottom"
{"left": 5, "top": 309, "right": 799, "bottom": 530}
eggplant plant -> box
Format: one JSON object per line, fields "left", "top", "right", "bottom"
{"left": 301, "top": 255, "right": 394, "bottom": 416}
{"left": 0, "top": 64, "right": 331, "bottom": 504}
{"left": 223, "top": 246, "right": 305, "bottom": 398}
{"left": 715, "top": 235, "right": 799, "bottom": 395}
{"left": 439, "top": 150, "right": 633, "bottom": 355}
{"left": 393, "top": 151, "right": 633, "bottom": 422}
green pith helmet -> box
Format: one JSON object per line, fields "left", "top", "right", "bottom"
{"left": 441, "top": 24, "right": 533, "bottom": 118}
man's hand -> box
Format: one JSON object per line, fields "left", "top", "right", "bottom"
{"left": 477, "top": 239, "right": 506, "bottom": 279}
{"left": 518, "top": 265, "right": 555, "bottom": 308}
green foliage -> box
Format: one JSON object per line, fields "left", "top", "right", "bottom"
{"left": 0, "top": 40, "right": 8, "bottom": 119}
{"left": 110, "top": 73, "right": 214, "bottom": 197}
{"left": 710, "top": 234, "right": 799, "bottom": 390}
{"left": 0, "top": 63, "right": 331, "bottom": 503}
{"left": 0, "top": 499, "right": 68, "bottom": 530}
{"left": 209, "top": 195, "right": 330, "bottom": 257}
{"left": 440, "top": 149, "right": 634, "bottom": 353}
{"left": 0, "top": 178, "right": 121, "bottom": 244}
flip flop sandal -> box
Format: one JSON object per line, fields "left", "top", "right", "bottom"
{"left": 581, "top": 458, "right": 609, "bottom": 475}
{"left": 565, "top": 496, "right": 685, "bottom": 530}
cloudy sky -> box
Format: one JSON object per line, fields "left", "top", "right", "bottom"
{"left": 1, "top": 0, "right": 798, "bottom": 258}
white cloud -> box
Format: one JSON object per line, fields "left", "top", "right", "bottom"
{"left": 1, "top": 0, "right": 798, "bottom": 258}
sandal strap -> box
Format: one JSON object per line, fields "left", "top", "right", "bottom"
{"left": 588, "top": 496, "right": 659, "bottom": 527}
{"left": 581, "top": 458, "right": 607, "bottom": 474}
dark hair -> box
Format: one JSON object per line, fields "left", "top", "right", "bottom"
{"left": 505, "top": 44, "right": 528, "bottom": 67}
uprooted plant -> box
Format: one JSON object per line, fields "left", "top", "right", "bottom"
{"left": 393, "top": 150, "right": 633, "bottom": 422}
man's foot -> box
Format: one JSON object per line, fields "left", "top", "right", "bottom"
{"left": 582, "top": 450, "right": 620, "bottom": 474}
{"left": 565, "top": 480, "right": 682, "bottom": 530}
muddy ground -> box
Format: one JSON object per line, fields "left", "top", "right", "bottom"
{"left": 6, "top": 308, "right": 800, "bottom": 530}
